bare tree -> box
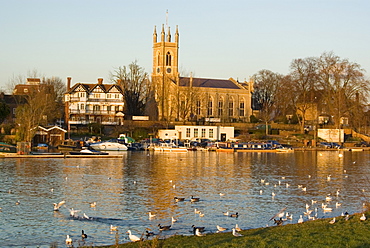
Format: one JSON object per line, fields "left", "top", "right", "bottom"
{"left": 111, "top": 61, "right": 151, "bottom": 117}
{"left": 252, "top": 70, "right": 283, "bottom": 134}
{"left": 15, "top": 86, "right": 54, "bottom": 142}
{"left": 317, "top": 52, "right": 370, "bottom": 128}
{"left": 288, "top": 57, "right": 320, "bottom": 133}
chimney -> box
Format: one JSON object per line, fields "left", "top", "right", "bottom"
{"left": 67, "top": 77, "right": 71, "bottom": 90}
{"left": 98, "top": 78, "right": 103, "bottom": 84}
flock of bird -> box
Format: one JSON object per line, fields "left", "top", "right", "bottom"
{"left": 53, "top": 193, "right": 245, "bottom": 245}
{"left": 44, "top": 157, "right": 369, "bottom": 246}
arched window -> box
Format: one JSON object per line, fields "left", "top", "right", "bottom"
{"left": 239, "top": 99, "right": 245, "bottom": 117}
{"left": 218, "top": 97, "right": 224, "bottom": 117}
{"left": 228, "top": 98, "right": 234, "bottom": 117}
{"left": 166, "top": 51, "right": 171, "bottom": 66}
{"left": 207, "top": 97, "right": 213, "bottom": 116}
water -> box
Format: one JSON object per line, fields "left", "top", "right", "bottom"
{"left": 1, "top": 150, "right": 370, "bottom": 247}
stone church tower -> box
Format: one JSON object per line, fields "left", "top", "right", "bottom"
{"left": 151, "top": 24, "right": 253, "bottom": 123}
{"left": 151, "top": 24, "right": 180, "bottom": 121}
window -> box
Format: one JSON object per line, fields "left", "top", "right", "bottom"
{"left": 218, "top": 101, "right": 223, "bottom": 116}
{"left": 93, "top": 105, "right": 100, "bottom": 111}
{"left": 239, "top": 100, "right": 245, "bottom": 116}
{"left": 207, "top": 100, "right": 213, "bottom": 116}
{"left": 107, "top": 94, "right": 111, "bottom": 99}
{"left": 194, "top": 128, "right": 198, "bottom": 138}
{"left": 186, "top": 128, "right": 191, "bottom": 138}
{"left": 107, "top": 105, "right": 111, "bottom": 112}
{"left": 166, "top": 51, "right": 171, "bottom": 66}
{"left": 201, "top": 129, "right": 206, "bottom": 138}
{"left": 196, "top": 100, "right": 201, "bottom": 115}
{"left": 89, "top": 116, "right": 94, "bottom": 122}
{"left": 228, "top": 101, "right": 234, "bottom": 116}
{"left": 94, "top": 93, "right": 100, "bottom": 98}
{"left": 81, "top": 104, "right": 84, "bottom": 110}
{"left": 209, "top": 129, "right": 214, "bottom": 139}
{"left": 115, "top": 94, "right": 119, "bottom": 99}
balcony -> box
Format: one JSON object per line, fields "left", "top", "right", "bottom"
{"left": 69, "top": 110, "right": 118, "bottom": 115}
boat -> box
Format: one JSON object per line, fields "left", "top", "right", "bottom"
{"left": 89, "top": 141, "right": 128, "bottom": 151}
{"left": 0, "top": 142, "right": 17, "bottom": 153}
{"left": 153, "top": 142, "right": 188, "bottom": 152}
{"left": 69, "top": 147, "right": 109, "bottom": 155}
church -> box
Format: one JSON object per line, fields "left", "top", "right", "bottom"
{"left": 151, "top": 24, "right": 253, "bottom": 123}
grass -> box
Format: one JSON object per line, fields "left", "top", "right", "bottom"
{"left": 90, "top": 211, "right": 370, "bottom": 248}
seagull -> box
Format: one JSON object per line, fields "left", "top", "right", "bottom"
{"left": 217, "top": 225, "right": 227, "bottom": 232}
{"left": 329, "top": 217, "right": 336, "bottom": 224}
{"left": 270, "top": 207, "right": 286, "bottom": 221}
{"left": 298, "top": 215, "right": 304, "bottom": 224}
{"left": 190, "top": 196, "right": 200, "bottom": 202}
{"left": 81, "top": 230, "right": 87, "bottom": 239}
{"left": 360, "top": 213, "right": 366, "bottom": 221}
{"left": 323, "top": 207, "right": 333, "bottom": 212}
{"left": 171, "top": 216, "right": 178, "bottom": 223}
{"left": 69, "top": 208, "right": 81, "bottom": 217}
{"left": 198, "top": 212, "right": 205, "bottom": 217}
{"left": 326, "top": 195, "right": 332, "bottom": 201}
{"left": 158, "top": 224, "right": 171, "bottom": 231}
{"left": 219, "top": 193, "right": 225, "bottom": 196}
{"left": 90, "top": 202, "right": 96, "bottom": 208}
{"left": 235, "top": 224, "right": 242, "bottom": 232}
{"left": 286, "top": 212, "right": 293, "bottom": 220}
{"left": 336, "top": 202, "right": 342, "bottom": 208}
{"left": 232, "top": 228, "right": 243, "bottom": 237}
{"left": 148, "top": 212, "right": 156, "bottom": 219}
{"left": 223, "top": 211, "right": 229, "bottom": 216}
{"left": 53, "top": 200, "right": 65, "bottom": 211}
{"left": 327, "top": 175, "right": 331, "bottom": 181}
{"left": 195, "top": 228, "right": 205, "bottom": 236}
{"left": 194, "top": 208, "right": 201, "bottom": 214}
{"left": 66, "top": 235, "right": 72, "bottom": 245}
{"left": 127, "top": 230, "right": 141, "bottom": 242}
{"left": 110, "top": 225, "right": 118, "bottom": 231}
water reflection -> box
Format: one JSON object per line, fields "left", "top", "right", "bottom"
{"left": 0, "top": 151, "right": 370, "bottom": 247}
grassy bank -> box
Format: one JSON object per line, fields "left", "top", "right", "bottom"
{"left": 97, "top": 212, "right": 370, "bottom": 248}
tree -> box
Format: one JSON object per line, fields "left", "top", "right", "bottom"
{"left": 287, "top": 57, "right": 320, "bottom": 133}
{"left": 111, "top": 61, "right": 151, "bottom": 117}
{"left": 317, "top": 52, "right": 370, "bottom": 128}
{"left": 0, "top": 99, "right": 10, "bottom": 123}
{"left": 15, "top": 86, "right": 53, "bottom": 142}
{"left": 252, "top": 70, "right": 283, "bottom": 135}
{"left": 42, "top": 76, "right": 66, "bottom": 123}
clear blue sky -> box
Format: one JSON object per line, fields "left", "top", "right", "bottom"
{"left": 1, "top": 0, "right": 369, "bottom": 92}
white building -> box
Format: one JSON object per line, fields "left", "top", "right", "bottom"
{"left": 64, "top": 77, "right": 125, "bottom": 128}
{"left": 158, "top": 125, "right": 235, "bottom": 142}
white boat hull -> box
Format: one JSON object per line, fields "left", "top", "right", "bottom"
{"left": 90, "top": 142, "right": 128, "bottom": 151}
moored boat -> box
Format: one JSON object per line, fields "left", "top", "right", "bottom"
{"left": 89, "top": 141, "right": 128, "bottom": 151}
{"left": 0, "top": 142, "right": 17, "bottom": 153}
{"left": 69, "top": 147, "right": 109, "bottom": 155}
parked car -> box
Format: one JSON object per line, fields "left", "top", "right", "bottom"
{"left": 329, "top": 142, "right": 342, "bottom": 149}
{"left": 318, "top": 142, "right": 331, "bottom": 148}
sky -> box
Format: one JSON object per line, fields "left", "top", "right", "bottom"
{"left": 1, "top": 0, "right": 369, "bottom": 92}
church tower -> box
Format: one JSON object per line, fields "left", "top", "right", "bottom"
{"left": 152, "top": 24, "right": 179, "bottom": 120}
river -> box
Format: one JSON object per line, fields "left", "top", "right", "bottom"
{"left": 0, "top": 150, "right": 369, "bottom": 247}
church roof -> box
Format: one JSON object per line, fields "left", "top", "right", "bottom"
{"left": 178, "top": 77, "right": 243, "bottom": 89}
